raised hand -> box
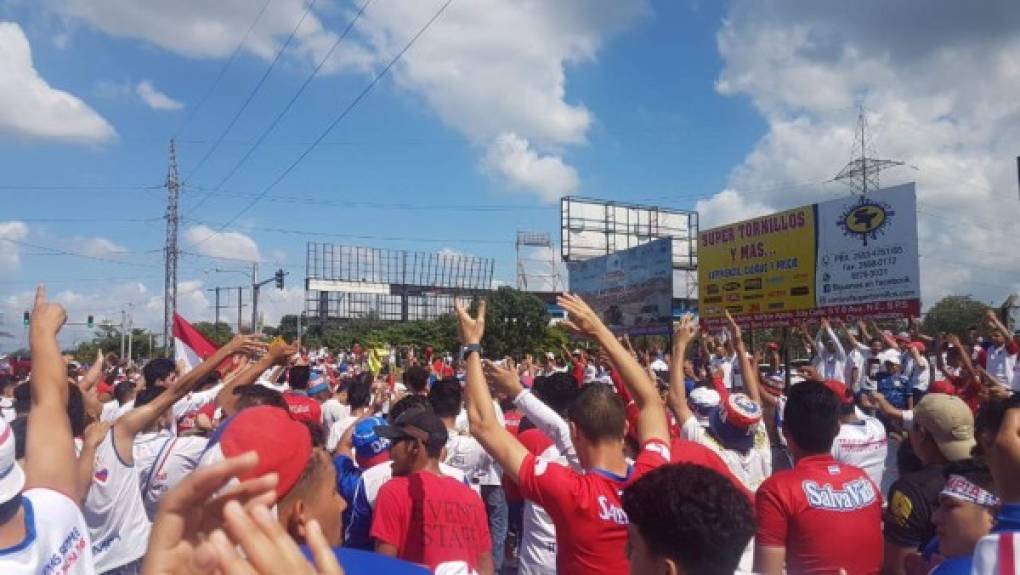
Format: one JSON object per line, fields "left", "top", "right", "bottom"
{"left": 226, "top": 335, "right": 269, "bottom": 358}
{"left": 267, "top": 339, "right": 299, "bottom": 364}
{"left": 454, "top": 299, "right": 486, "bottom": 345}
{"left": 31, "top": 285, "right": 66, "bottom": 336}
{"left": 557, "top": 293, "right": 608, "bottom": 340}
{"left": 482, "top": 359, "right": 524, "bottom": 398}
{"left": 673, "top": 313, "right": 699, "bottom": 345}
{"left": 724, "top": 309, "right": 742, "bottom": 341}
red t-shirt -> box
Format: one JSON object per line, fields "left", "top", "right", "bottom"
{"left": 371, "top": 470, "right": 491, "bottom": 571}
{"left": 282, "top": 393, "right": 322, "bottom": 424}
{"left": 517, "top": 438, "right": 671, "bottom": 575}
{"left": 756, "top": 454, "right": 882, "bottom": 574}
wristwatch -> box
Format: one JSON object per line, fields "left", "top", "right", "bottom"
{"left": 459, "top": 343, "right": 482, "bottom": 362}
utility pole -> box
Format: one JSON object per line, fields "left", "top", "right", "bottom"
{"left": 164, "top": 139, "right": 180, "bottom": 354}
{"left": 250, "top": 263, "right": 260, "bottom": 335}
{"left": 237, "top": 287, "right": 245, "bottom": 333}
{"left": 119, "top": 310, "right": 126, "bottom": 358}
{"left": 126, "top": 304, "right": 134, "bottom": 365}
{"left": 207, "top": 287, "right": 231, "bottom": 333}
{"left": 833, "top": 106, "right": 905, "bottom": 195}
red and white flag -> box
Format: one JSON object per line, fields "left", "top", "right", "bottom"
{"left": 173, "top": 314, "right": 218, "bottom": 372}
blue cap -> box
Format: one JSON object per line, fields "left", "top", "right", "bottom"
{"left": 353, "top": 416, "right": 391, "bottom": 460}
{"left": 307, "top": 382, "right": 329, "bottom": 396}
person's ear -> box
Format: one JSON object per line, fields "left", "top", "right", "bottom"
{"left": 286, "top": 500, "right": 309, "bottom": 542}
{"left": 664, "top": 557, "right": 683, "bottom": 575}
{"left": 569, "top": 421, "right": 580, "bottom": 444}
{"left": 623, "top": 419, "right": 631, "bottom": 438}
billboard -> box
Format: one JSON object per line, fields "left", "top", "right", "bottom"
{"left": 698, "top": 183, "right": 920, "bottom": 328}
{"left": 568, "top": 237, "right": 674, "bottom": 335}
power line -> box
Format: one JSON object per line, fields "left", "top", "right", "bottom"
{"left": 183, "top": 218, "right": 511, "bottom": 246}
{"left": 184, "top": 0, "right": 374, "bottom": 216}
{"left": 0, "top": 238, "right": 161, "bottom": 268}
{"left": 182, "top": 0, "right": 320, "bottom": 183}
{"left": 190, "top": 0, "right": 455, "bottom": 249}
{"left": 173, "top": 0, "right": 274, "bottom": 139}
{"left": 0, "top": 184, "right": 161, "bottom": 191}
{"left": 3, "top": 216, "right": 162, "bottom": 223}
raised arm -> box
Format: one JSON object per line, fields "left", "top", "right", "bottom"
{"left": 456, "top": 300, "right": 530, "bottom": 484}
{"left": 558, "top": 293, "right": 669, "bottom": 445}
{"left": 24, "top": 286, "right": 80, "bottom": 499}
{"left": 824, "top": 318, "right": 846, "bottom": 361}
{"left": 216, "top": 340, "right": 297, "bottom": 414}
{"left": 857, "top": 320, "right": 872, "bottom": 342}
{"left": 668, "top": 315, "right": 698, "bottom": 425}
{"left": 114, "top": 335, "right": 266, "bottom": 463}
{"left": 75, "top": 420, "right": 110, "bottom": 504}
{"left": 726, "top": 310, "right": 761, "bottom": 405}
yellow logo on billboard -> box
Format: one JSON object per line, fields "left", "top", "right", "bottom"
{"left": 838, "top": 198, "right": 895, "bottom": 247}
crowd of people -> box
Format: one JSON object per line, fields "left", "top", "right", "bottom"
{"left": 0, "top": 284, "right": 1018, "bottom": 574}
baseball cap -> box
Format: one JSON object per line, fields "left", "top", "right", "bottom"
{"left": 688, "top": 387, "right": 721, "bottom": 427}
{"left": 352, "top": 416, "right": 391, "bottom": 468}
{"left": 910, "top": 341, "right": 927, "bottom": 354}
{"left": 708, "top": 393, "right": 762, "bottom": 452}
{"left": 821, "top": 379, "right": 853, "bottom": 406}
{"left": 913, "top": 394, "right": 976, "bottom": 462}
{"left": 895, "top": 332, "right": 912, "bottom": 343}
{"left": 0, "top": 417, "right": 25, "bottom": 504}
{"left": 200, "top": 406, "right": 312, "bottom": 499}
{"left": 375, "top": 409, "right": 448, "bottom": 453}
{"left": 882, "top": 351, "right": 902, "bottom": 366}
{"left": 307, "top": 382, "right": 329, "bottom": 396}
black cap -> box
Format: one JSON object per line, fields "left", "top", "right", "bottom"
{"left": 374, "top": 409, "right": 448, "bottom": 451}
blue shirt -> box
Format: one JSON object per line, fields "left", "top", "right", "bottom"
{"left": 994, "top": 503, "right": 1020, "bottom": 533}
{"left": 877, "top": 372, "right": 910, "bottom": 409}
{"left": 333, "top": 455, "right": 362, "bottom": 537}
{"left": 345, "top": 474, "right": 375, "bottom": 551}
{"left": 300, "top": 546, "right": 429, "bottom": 574}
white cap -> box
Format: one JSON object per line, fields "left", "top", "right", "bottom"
{"left": 0, "top": 417, "right": 25, "bottom": 503}
{"left": 881, "top": 350, "right": 901, "bottom": 365}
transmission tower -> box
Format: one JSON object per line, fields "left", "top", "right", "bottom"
{"left": 516, "top": 231, "right": 561, "bottom": 292}
{"left": 834, "top": 106, "right": 905, "bottom": 195}
{"left": 163, "top": 139, "right": 179, "bottom": 353}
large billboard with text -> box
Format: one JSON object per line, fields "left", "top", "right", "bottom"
{"left": 569, "top": 237, "right": 674, "bottom": 335}
{"left": 698, "top": 183, "right": 920, "bottom": 328}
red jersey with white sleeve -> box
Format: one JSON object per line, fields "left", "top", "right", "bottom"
{"left": 517, "top": 438, "right": 671, "bottom": 575}
{"left": 756, "top": 453, "right": 882, "bottom": 574}
{"left": 371, "top": 470, "right": 490, "bottom": 572}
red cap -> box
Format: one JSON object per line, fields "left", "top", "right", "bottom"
{"left": 929, "top": 380, "right": 956, "bottom": 395}
{"left": 766, "top": 342, "right": 779, "bottom": 351}
{"left": 821, "top": 379, "right": 854, "bottom": 406}
{"left": 911, "top": 341, "right": 927, "bottom": 354}
{"left": 211, "top": 406, "right": 312, "bottom": 499}
{"left": 96, "top": 378, "right": 115, "bottom": 397}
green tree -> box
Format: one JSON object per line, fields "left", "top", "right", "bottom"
{"left": 192, "top": 322, "right": 234, "bottom": 346}
{"left": 478, "top": 287, "right": 550, "bottom": 358}
{"left": 922, "top": 295, "right": 991, "bottom": 338}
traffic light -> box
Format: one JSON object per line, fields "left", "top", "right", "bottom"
{"left": 87, "top": 315, "right": 94, "bottom": 328}
{"left": 22, "top": 311, "right": 29, "bottom": 326}
{"left": 274, "top": 269, "right": 285, "bottom": 290}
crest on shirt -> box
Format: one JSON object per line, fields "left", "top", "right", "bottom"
{"left": 837, "top": 197, "right": 894, "bottom": 247}
{"left": 889, "top": 491, "right": 913, "bottom": 526}
{"left": 94, "top": 468, "right": 110, "bottom": 484}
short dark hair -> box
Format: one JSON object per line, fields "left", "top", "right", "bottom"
{"left": 347, "top": 373, "right": 373, "bottom": 410}
{"left": 567, "top": 384, "right": 626, "bottom": 443}
{"left": 389, "top": 395, "right": 432, "bottom": 422}
{"left": 403, "top": 366, "right": 430, "bottom": 394}
{"left": 623, "top": 464, "right": 756, "bottom": 575}
{"left": 13, "top": 383, "right": 31, "bottom": 415}
{"left": 289, "top": 366, "right": 310, "bottom": 391}
{"left": 976, "top": 395, "right": 1020, "bottom": 443}
{"left": 114, "top": 380, "right": 136, "bottom": 405}
{"left": 143, "top": 358, "right": 176, "bottom": 388}
{"left": 234, "top": 385, "right": 288, "bottom": 413}
{"left": 943, "top": 460, "right": 996, "bottom": 493}
{"left": 134, "top": 384, "right": 167, "bottom": 409}
{"left": 532, "top": 372, "right": 579, "bottom": 415}
{"left": 428, "top": 378, "right": 462, "bottom": 419}
{"left": 66, "top": 384, "right": 86, "bottom": 438}
{"left": 783, "top": 380, "right": 840, "bottom": 454}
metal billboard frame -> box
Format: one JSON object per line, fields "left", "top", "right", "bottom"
{"left": 304, "top": 243, "right": 495, "bottom": 323}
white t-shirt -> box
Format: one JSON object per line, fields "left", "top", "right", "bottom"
{"left": 986, "top": 344, "right": 1018, "bottom": 388}
{"left": 356, "top": 460, "right": 467, "bottom": 509}
{"left": 134, "top": 431, "right": 209, "bottom": 520}
{"left": 845, "top": 349, "right": 866, "bottom": 392}
{"left": 100, "top": 400, "right": 133, "bottom": 423}
{"left": 518, "top": 441, "right": 561, "bottom": 575}
{"left": 0, "top": 397, "right": 15, "bottom": 422}
{"left": 0, "top": 488, "right": 95, "bottom": 574}
{"left": 711, "top": 354, "right": 736, "bottom": 389}
{"left": 326, "top": 414, "right": 361, "bottom": 453}
{"left": 908, "top": 355, "right": 930, "bottom": 392}
{"left": 681, "top": 417, "right": 772, "bottom": 492}
{"left": 831, "top": 415, "right": 888, "bottom": 488}
{"left": 443, "top": 429, "right": 500, "bottom": 489}
{"left": 321, "top": 398, "right": 350, "bottom": 431}
{"left": 83, "top": 430, "right": 152, "bottom": 571}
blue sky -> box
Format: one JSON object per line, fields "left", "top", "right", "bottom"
{"left": 2, "top": 0, "right": 1020, "bottom": 348}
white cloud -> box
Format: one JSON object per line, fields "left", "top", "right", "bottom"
{"left": 484, "top": 132, "right": 580, "bottom": 201}
{"left": 0, "top": 221, "right": 29, "bottom": 271}
{"left": 709, "top": 0, "right": 1020, "bottom": 305}
{"left": 135, "top": 80, "right": 183, "bottom": 111}
{"left": 694, "top": 189, "right": 774, "bottom": 230}
{"left": 78, "top": 237, "right": 128, "bottom": 258}
{"left": 52, "top": 1, "right": 647, "bottom": 201}
{"left": 184, "top": 225, "right": 262, "bottom": 263}
{"left": 0, "top": 22, "right": 115, "bottom": 142}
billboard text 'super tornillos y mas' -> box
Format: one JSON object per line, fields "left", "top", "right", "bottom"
{"left": 697, "top": 183, "right": 921, "bottom": 329}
